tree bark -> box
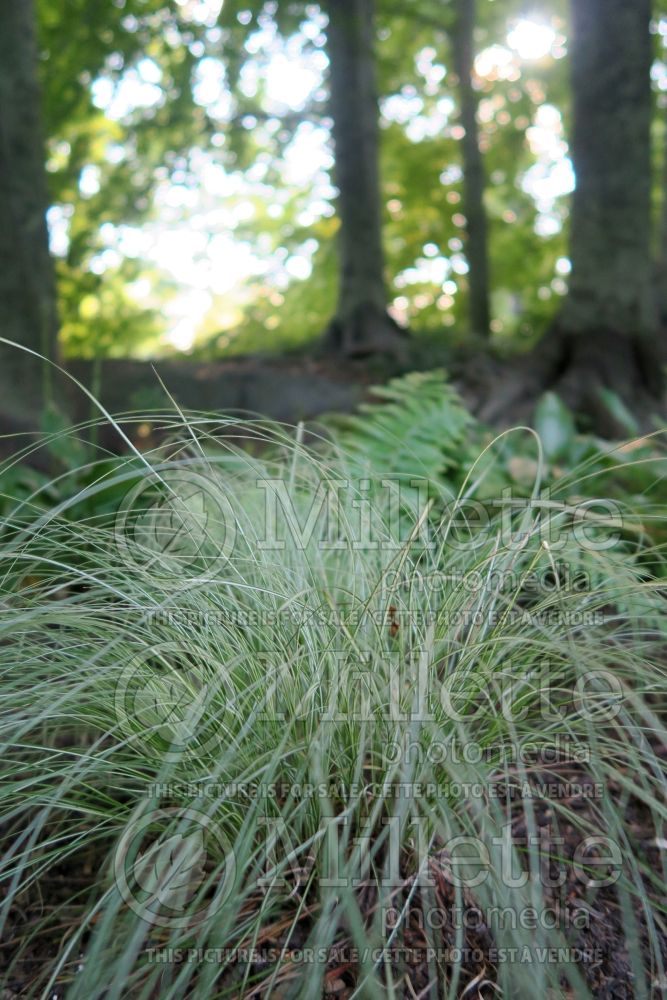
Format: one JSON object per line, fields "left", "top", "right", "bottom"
{"left": 0, "top": 0, "right": 58, "bottom": 422}
{"left": 482, "top": 0, "right": 662, "bottom": 432}
{"left": 556, "top": 0, "right": 659, "bottom": 402}
{"left": 453, "top": 0, "right": 490, "bottom": 338}
{"left": 655, "top": 113, "right": 667, "bottom": 342}
{"left": 322, "top": 0, "right": 407, "bottom": 358}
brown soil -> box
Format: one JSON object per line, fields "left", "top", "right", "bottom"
{"left": 3, "top": 749, "right": 666, "bottom": 999}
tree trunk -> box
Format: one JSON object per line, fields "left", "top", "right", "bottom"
{"left": 322, "top": 0, "right": 407, "bottom": 359}
{"left": 655, "top": 114, "right": 667, "bottom": 340}
{"left": 481, "top": 0, "right": 662, "bottom": 433}
{"left": 0, "top": 0, "right": 58, "bottom": 422}
{"left": 555, "top": 0, "right": 659, "bottom": 407}
{"left": 453, "top": 0, "right": 490, "bottom": 338}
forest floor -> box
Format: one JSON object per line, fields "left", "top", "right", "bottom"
{"left": 63, "top": 340, "right": 505, "bottom": 443}
{"left": 3, "top": 748, "right": 665, "bottom": 998}
{"left": 65, "top": 332, "right": 664, "bottom": 445}
{"left": 8, "top": 332, "right": 658, "bottom": 462}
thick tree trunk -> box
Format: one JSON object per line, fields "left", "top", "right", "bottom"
{"left": 0, "top": 0, "right": 58, "bottom": 422}
{"left": 556, "top": 0, "right": 659, "bottom": 402}
{"left": 655, "top": 117, "right": 667, "bottom": 339}
{"left": 322, "top": 0, "right": 407, "bottom": 359}
{"left": 453, "top": 0, "right": 490, "bottom": 338}
{"left": 482, "top": 0, "right": 662, "bottom": 433}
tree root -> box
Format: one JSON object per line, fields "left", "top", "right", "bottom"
{"left": 321, "top": 302, "right": 408, "bottom": 361}
{"left": 479, "top": 325, "right": 665, "bottom": 437}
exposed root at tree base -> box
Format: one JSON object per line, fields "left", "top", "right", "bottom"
{"left": 321, "top": 302, "right": 409, "bottom": 361}
{"left": 478, "top": 325, "right": 666, "bottom": 437}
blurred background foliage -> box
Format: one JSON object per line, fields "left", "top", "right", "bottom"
{"left": 35, "top": 0, "right": 641, "bottom": 362}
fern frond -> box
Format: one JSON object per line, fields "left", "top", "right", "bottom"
{"left": 326, "top": 370, "right": 472, "bottom": 480}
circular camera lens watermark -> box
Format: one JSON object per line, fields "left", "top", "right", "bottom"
{"left": 115, "top": 469, "right": 237, "bottom": 585}
{"left": 115, "top": 642, "right": 235, "bottom": 761}
{"left": 114, "top": 806, "right": 236, "bottom": 928}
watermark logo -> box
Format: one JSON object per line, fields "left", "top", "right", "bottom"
{"left": 115, "top": 468, "right": 236, "bottom": 583}
{"left": 114, "top": 642, "right": 233, "bottom": 761}
{"left": 113, "top": 806, "right": 235, "bottom": 928}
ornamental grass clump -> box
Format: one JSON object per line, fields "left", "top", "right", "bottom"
{"left": 1, "top": 405, "right": 666, "bottom": 998}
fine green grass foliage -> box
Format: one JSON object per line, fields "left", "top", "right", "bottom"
{"left": 1, "top": 391, "right": 667, "bottom": 998}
